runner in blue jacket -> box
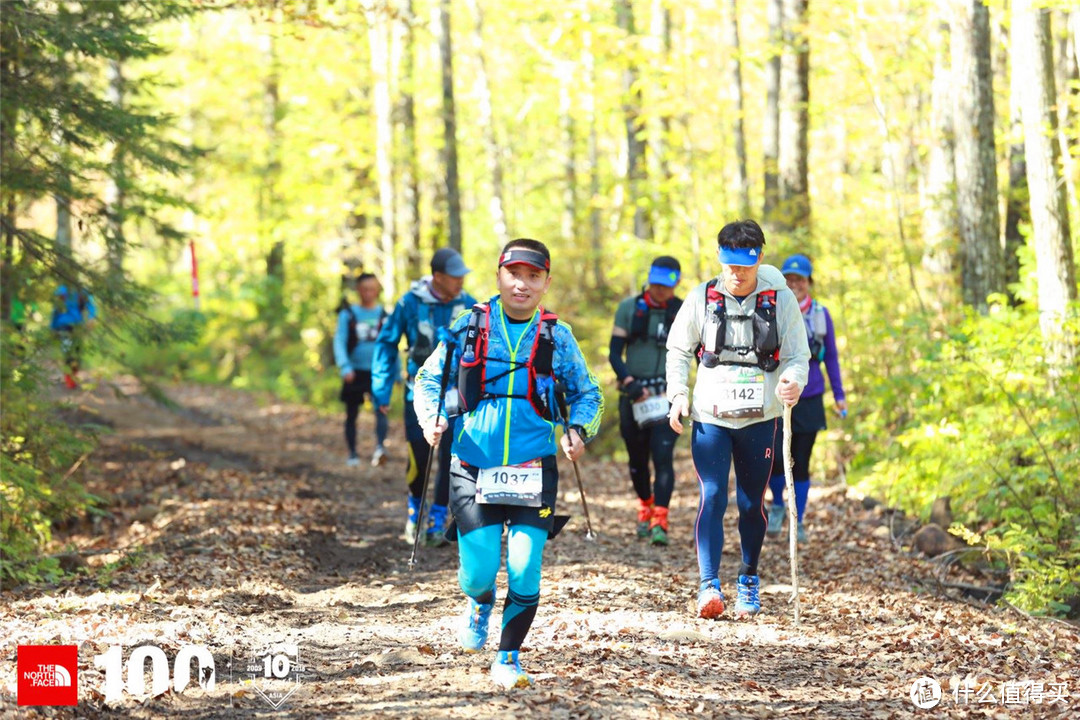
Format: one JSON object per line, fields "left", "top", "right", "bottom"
{"left": 414, "top": 238, "right": 603, "bottom": 689}
{"left": 372, "top": 248, "right": 477, "bottom": 546}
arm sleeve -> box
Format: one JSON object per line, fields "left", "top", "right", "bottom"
{"left": 776, "top": 289, "right": 811, "bottom": 389}
{"left": 608, "top": 335, "right": 629, "bottom": 381}
{"left": 333, "top": 310, "right": 352, "bottom": 376}
{"left": 555, "top": 326, "right": 604, "bottom": 441}
{"left": 822, "top": 308, "right": 846, "bottom": 402}
{"left": 665, "top": 288, "right": 702, "bottom": 403}
{"left": 372, "top": 298, "right": 407, "bottom": 406}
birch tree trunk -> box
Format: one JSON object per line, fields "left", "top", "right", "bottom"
{"left": 1004, "top": 17, "right": 1028, "bottom": 302}
{"left": 617, "top": 0, "right": 652, "bottom": 240}
{"left": 648, "top": 0, "right": 672, "bottom": 242}
{"left": 393, "top": 0, "right": 421, "bottom": 279}
{"left": 763, "top": 0, "right": 782, "bottom": 221}
{"left": 465, "top": 0, "right": 508, "bottom": 246}
{"left": 105, "top": 60, "right": 125, "bottom": 279}
{"left": 951, "top": 0, "right": 1002, "bottom": 312}
{"left": 436, "top": 0, "right": 462, "bottom": 252}
{"left": 778, "top": 0, "right": 810, "bottom": 230}
{"left": 726, "top": 0, "right": 750, "bottom": 216}
{"left": 558, "top": 60, "right": 578, "bottom": 248}
{"left": 584, "top": 25, "right": 604, "bottom": 291}
{"left": 368, "top": 7, "right": 396, "bottom": 300}
{"left": 1014, "top": 0, "right": 1078, "bottom": 364}
{"left": 259, "top": 19, "right": 285, "bottom": 310}
{"left": 921, "top": 18, "right": 956, "bottom": 281}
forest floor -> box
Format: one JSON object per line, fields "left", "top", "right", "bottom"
{"left": 1, "top": 376, "right": 1077, "bottom": 719}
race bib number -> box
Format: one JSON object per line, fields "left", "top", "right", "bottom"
{"left": 632, "top": 395, "right": 670, "bottom": 427}
{"left": 476, "top": 460, "right": 543, "bottom": 507}
{"left": 701, "top": 366, "right": 765, "bottom": 419}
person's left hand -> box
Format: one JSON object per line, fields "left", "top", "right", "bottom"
{"left": 777, "top": 377, "right": 802, "bottom": 406}
{"left": 836, "top": 398, "right": 848, "bottom": 417}
{"left": 560, "top": 428, "right": 585, "bottom": 462}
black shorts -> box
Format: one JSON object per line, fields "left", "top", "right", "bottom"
{"left": 790, "top": 392, "right": 826, "bottom": 434}
{"left": 340, "top": 370, "right": 373, "bottom": 403}
{"left": 448, "top": 454, "right": 559, "bottom": 538}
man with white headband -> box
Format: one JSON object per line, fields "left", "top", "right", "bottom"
{"left": 664, "top": 219, "right": 810, "bottom": 619}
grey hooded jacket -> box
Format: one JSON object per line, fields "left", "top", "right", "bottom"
{"left": 665, "top": 264, "right": 810, "bottom": 429}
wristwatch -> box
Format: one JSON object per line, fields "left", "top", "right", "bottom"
{"left": 569, "top": 424, "right": 587, "bottom": 440}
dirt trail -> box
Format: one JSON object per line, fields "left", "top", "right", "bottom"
{"left": 1, "top": 378, "right": 1076, "bottom": 719}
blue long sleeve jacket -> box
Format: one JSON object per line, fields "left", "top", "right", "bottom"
{"left": 371, "top": 278, "right": 476, "bottom": 406}
{"left": 50, "top": 285, "right": 96, "bottom": 330}
{"left": 413, "top": 298, "right": 604, "bottom": 469}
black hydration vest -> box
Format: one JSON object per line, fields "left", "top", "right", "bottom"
{"left": 628, "top": 293, "right": 683, "bottom": 346}
{"left": 457, "top": 303, "right": 559, "bottom": 421}
{"left": 698, "top": 279, "right": 781, "bottom": 371}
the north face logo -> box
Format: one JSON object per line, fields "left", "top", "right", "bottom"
{"left": 18, "top": 645, "right": 78, "bottom": 706}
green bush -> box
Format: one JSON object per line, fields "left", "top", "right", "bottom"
{"left": 0, "top": 333, "right": 97, "bottom": 585}
{"left": 852, "top": 299, "right": 1080, "bottom": 616}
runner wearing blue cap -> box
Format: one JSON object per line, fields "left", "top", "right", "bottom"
{"left": 664, "top": 220, "right": 810, "bottom": 619}
{"left": 372, "top": 248, "right": 478, "bottom": 546}
{"left": 765, "top": 254, "right": 848, "bottom": 544}
{"left": 414, "top": 238, "right": 603, "bottom": 689}
{"left": 609, "top": 256, "right": 683, "bottom": 545}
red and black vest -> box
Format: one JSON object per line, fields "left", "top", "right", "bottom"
{"left": 457, "top": 302, "right": 559, "bottom": 420}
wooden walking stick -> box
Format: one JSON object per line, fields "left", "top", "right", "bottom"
{"left": 783, "top": 402, "right": 800, "bottom": 625}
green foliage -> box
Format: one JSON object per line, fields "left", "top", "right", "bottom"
{"left": 852, "top": 300, "right": 1080, "bottom": 616}
{"left": 0, "top": 337, "right": 97, "bottom": 585}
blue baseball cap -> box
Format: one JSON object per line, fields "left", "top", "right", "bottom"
{"left": 431, "top": 247, "right": 471, "bottom": 277}
{"left": 780, "top": 254, "right": 813, "bottom": 278}
{"left": 717, "top": 245, "right": 763, "bottom": 267}
{"left": 647, "top": 256, "right": 681, "bottom": 287}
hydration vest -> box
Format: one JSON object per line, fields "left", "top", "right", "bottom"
{"left": 457, "top": 302, "right": 559, "bottom": 421}
{"left": 409, "top": 298, "right": 466, "bottom": 368}
{"left": 628, "top": 292, "right": 683, "bottom": 346}
{"left": 804, "top": 299, "right": 827, "bottom": 362}
{"left": 698, "top": 279, "right": 781, "bottom": 371}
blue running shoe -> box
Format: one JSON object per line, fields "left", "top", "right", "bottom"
{"left": 735, "top": 574, "right": 761, "bottom": 618}
{"left": 490, "top": 650, "right": 532, "bottom": 689}
{"left": 697, "top": 579, "right": 725, "bottom": 619}
{"left": 459, "top": 597, "right": 494, "bottom": 653}
{"left": 426, "top": 503, "right": 450, "bottom": 547}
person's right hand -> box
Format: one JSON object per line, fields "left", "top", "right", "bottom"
{"left": 423, "top": 416, "right": 449, "bottom": 446}
{"left": 344, "top": 371, "right": 356, "bottom": 383}
{"left": 668, "top": 395, "right": 690, "bottom": 434}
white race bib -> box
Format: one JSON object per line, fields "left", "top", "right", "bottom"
{"left": 700, "top": 365, "right": 765, "bottom": 419}
{"left": 632, "top": 395, "right": 671, "bottom": 427}
{"left": 476, "top": 460, "right": 543, "bottom": 507}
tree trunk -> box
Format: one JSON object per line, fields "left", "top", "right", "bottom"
{"left": 436, "top": 0, "right": 462, "bottom": 253}
{"left": 0, "top": 46, "right": 14, "bottom": 322}
{"left": 763, "top": 0, "right": 782, "bottom": 221}
{"left": 393, "top": 0, "right": 421, "bottom": 279}
{"left": 105, "top": 60, "right": 126, "bottom": 280}
{"left": 726, "top": 0, "right": 750, "bottom": 216}
{"left": 1014, "top": 0, "right": 1078, "bottom": 364}
{"left": 648, "top": 0, "right": 672, "bottom": 242}
{"left": 1055, "top": 10, "right": 1078, "bottom": 228}
{"left": 1004, "top": 17, "right": 1028, "bottom": 302}
{"left": 584, "top": 25, "right": 604, "bottom": 291}
{"left": 617, "top": 0, "right": 651, "bottom": 240}
{"left": 465, "top": 0, "right": 509, "bottom": 247}
{"left": 921, "top": 17, "right": 956, "bottom": 281}
{"left": 778, "top": 0, "right": 810, "bottom": 230}
{"left": 368, "top": 7, "right": 396, "bottom": 300}
{"left": 558, "top": 60, "right": 578, "bottom": 247}
{"left": 259, "top": 20, "right": 284, "bottom": 307}
{"left": 951, "top": 0, "right": 1003, "bottom": 312}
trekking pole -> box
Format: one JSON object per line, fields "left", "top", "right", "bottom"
{"left": 554, "top": 386, "right": 596, "bottom": 541}
{"left": 782, "top": 402, "right": 800, "bottom": 625}
{"left": 409, "top": 340, "right": 457, "bottom": 569}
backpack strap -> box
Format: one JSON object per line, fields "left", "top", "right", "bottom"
{"left": 753, "top": 290, "right": 780, "bottom": 371}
